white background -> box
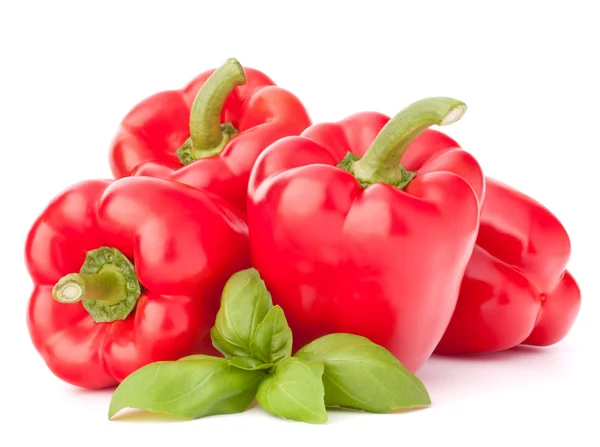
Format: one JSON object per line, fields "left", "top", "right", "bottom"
{"left": 1, "top": 1, "right": 598, "bottom": 445}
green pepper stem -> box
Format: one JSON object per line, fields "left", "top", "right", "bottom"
{"left": 176, "top": 58, "right": 247, "bottom": 165}
{"left": 350, "top": 97, "right": 467, "bottom": 188}
{"left": 52, "top": 269, "right": 126, "bottom": 305}
{"left": 52, "top": 247, "right": 141, "bottom": 323}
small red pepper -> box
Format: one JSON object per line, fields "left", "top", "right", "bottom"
{"left": 110, "top": 58, "right": 311, "bottom": 212}
{"left": 26, "top": 177, "right": 250, "bottom": 388}
{"left": 435, "top": 177, "right": 581, "bottom": 354}
{"left": 248, "top": 98, "right": 483, "bottom": 372}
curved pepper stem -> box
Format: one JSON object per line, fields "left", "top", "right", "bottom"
{"left": 52, "top": 247, "right": 141, "bottom": 323}
{"left": 349, "top": 97, "right": 467, "bottom": 189}
{"left": 176, "top": 58, "right": 247, "bottom": 165}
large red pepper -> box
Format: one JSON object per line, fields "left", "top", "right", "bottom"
{"left": 26, "top": 177, "right": 250, "bottom": 389}
{"left": 109, "top": 58, "right": 311, "bottom": 212}
{"left": 248, "top": 98, "right": 483, "bottom": 372}
{"left": 435, "top": 177, "right": 581, "bottom": 354}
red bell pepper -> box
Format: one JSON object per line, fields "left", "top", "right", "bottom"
{"left": 26, "top": 177, "right": 250, "bottom": 389}
{"left": 109, "top": 58, "right": 311, "bottom": 212}
{"left": 248, "top": 97, "right": 484, "bottom": 372}
{"left": 435, "top": 177, "right": 581, "bottom": 354}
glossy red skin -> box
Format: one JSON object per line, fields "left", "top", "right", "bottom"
{"left": 26, "top": 177, "right": 250, "bottom": 388}
{"left": 109, "top": 67, "right": 311, "bottom": 212}
{"left": 247, "top": 112, "right": 483, "bottom": 372}
{"left": 436, "top": 177, "right": 581, "bottom": 354}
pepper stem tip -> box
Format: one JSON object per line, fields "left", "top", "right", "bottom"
{"left": 52, "top": 274, "right": 84, "bottom": 303}
{"left": 440, "top": 103, "right": 467, "bottom": 126}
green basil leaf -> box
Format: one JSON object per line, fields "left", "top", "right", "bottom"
{"left": 256, "top": 357, "right": 327, "bottom": 424}
{"left": 295, "top": 334, "right": 431, "bottom": 413}
{"left": 210, "top": 268, "right": 273, "bottom": 358}
{"left": 108, "top": 355, "right": 263, "bottom": 420}
{"left": 229, "top": 356, "right": 273, "bottom": 371}
{"left": 250, "top": 305, "right": 293, "bottom": 364}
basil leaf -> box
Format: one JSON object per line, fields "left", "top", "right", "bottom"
{"left": 295, "top": 334, "right": 431, "bottom": 413}
{"left": 210, "top": 268, "right": 273, "bottom": 358}
{"left": 229, "top": 356, "right": 273, "bottom": 371}
{"left": 250, "top": 305, "right": 293, "bottom": 364}
{"left": 108, "top": 355, "right": 263, "bottom": 420}
{"left": 256, "top": 357, "right": 327, "bottom": 424}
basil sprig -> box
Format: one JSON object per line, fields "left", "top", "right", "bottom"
{"left": 108, "top": 268, "right": 431, "bottom": 424}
